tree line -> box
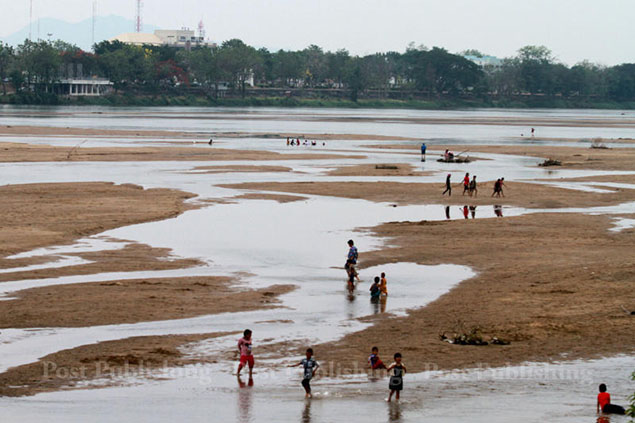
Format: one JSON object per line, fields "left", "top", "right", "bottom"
{"left": 0, "top": 38, "right": 633, "bottom": 103}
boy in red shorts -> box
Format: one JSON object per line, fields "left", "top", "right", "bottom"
{"left": 237, "top": 329, "right": 254, "bottom": 378}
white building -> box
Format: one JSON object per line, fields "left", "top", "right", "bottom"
{"left": 111, "top": 28, "right": 212, "bottom": 48}
{"left": 52, "top": 78, "right": 114, "bottom": 96}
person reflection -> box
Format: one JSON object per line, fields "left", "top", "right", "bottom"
{"left": 388, "top": 401, "right": 402, "bottom": 422}
{"left": 494, "top": 205, "right": 503, "bottom": 217}
{"left": 236, "top": 375, "right": 254, "bottom": 423}
{"left": 445, "top": 205, "right": 450, "bottom": 220}
{"left": 302, "top": 399, "right": 312, "bottom": 423}
{"left": 462, "top": 205, "right": 469, "bottom": 219}
{"left": 469, "top": 205, "right": 476, "bottom": 219}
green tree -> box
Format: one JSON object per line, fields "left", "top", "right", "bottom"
{"left": 217, "top": 39, "right": 261, "bottom": 97}
{"left": 16, "top": 40, "right": 62, "bottom": 90}
{"left": 0, "top": 42, "right": 15, "bottom": 95}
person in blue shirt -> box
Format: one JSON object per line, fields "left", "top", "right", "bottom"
{"left": 345, "top": 239, "right": 360, "bottom": 284}
{"left": 288, "top": 348, "right": 319, "bottom": 398}
{"left": 420, "top": 143, "right": 427, "bottom": 162}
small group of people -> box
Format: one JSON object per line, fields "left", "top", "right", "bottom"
{"left": 369, "top": 272, "right": 388, "bottom": 300}
{"left": 442, "top": 174, "right": 505, "bottom": 198}
{"left": 443, "top": 149, "right": 455, "bottom": 161}
{"left": 237, "top": 331, "right": 406, "bottom": 401}
{"left": 286, "top": 137, "right": 324, "bottom": 147}
{"left": 442, "top": 173, "right": 477, "bottom": 197}
{"left": 491, "top": 178, "right": 506, "bottom": 197}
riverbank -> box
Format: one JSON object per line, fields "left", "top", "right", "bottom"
{"left": 2, "top": 93, "right": 634, "bottom": 110}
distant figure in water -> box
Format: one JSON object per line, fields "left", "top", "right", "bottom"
{"left": 370, "top": 276, "right": 381, "bottom": 300}
{"left": 597, "top": 383, "right": 626, "bottom": 415}
{"left": 208, "top": 138, "right": 213, "bottom": 145}
{"left": 380, "top": 272, "right": 388, "bottom": 296}
{"left": 469, "top": 205, "right": 476, "bottom": 218}
{"left": 420, "top": 142, "right": 427, "bottom": 162}
{"left": 345, "top": 239, "right": 360, "bottom": 285}
{"left": 237, "top": 329, "right": 254, "bottom": 378}
{"left": 286, "top": 137, "right": 290, "bottom": 146}
{"left": 442, "top": 174, "right": 452, "bottom": 196}
{"left": 290, "top": 140, "right": 295, "bottom": 146}
{"left": 531, "top": 127, "right": 535, "bottom": 136}
{"left": 288, "top": 348, "right": 319, "bottom": 398}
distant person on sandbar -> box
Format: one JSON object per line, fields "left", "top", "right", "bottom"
{"left": 288, "top": 348, "right": 319, "bottom": 398}
{"left": 499, "top": 178, "right": 506, "bottom": 197}
{"left": 597, "top": 383, "right": 626, "bottom": 415}
{"left": 462, "top": 173, "right": 470, "bottom": 196}
{"left": 469, "top": 175, "right": 477, "bottom": 197}
{"left": 420, "top": 143, "right": 427, "bottom": 162}
{"left": 442, "top": 174, "right": 452, "bottom": 196}
{"left": 492, "top": 179, "right": 502, "bottom": 197}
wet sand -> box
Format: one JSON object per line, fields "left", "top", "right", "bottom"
{"left": 369, "top": 144, "right": 635, "bottom": 171}
{"left": 0, "top": 182, "right": 194, "bottom": 260}
{"left": 0, "top": 332, "right": 231, "bottom": 397}
{"left": 0, "top": 142, "right": 364, "bottom": 163}
{"left": 317, "top": 212, "right": 635, "bottom": 373}
{"left": 220, "top": 179, "right": 635, "bottom": 209}
{"left": 326, "top": 163, "right": 433, "bottom": 177}
{"left": 0, "top": 277, "right": 294, "bottom": 328}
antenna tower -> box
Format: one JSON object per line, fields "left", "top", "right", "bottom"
{"left": 92, "top": 0, "right": 97, "bottom": 46}
{"left": 29, "top": 0, "right": 33, "bottom": 40}
{"left": 135, "top": 0, "right": 143, "bottom": 33}
{"left": 198, "top": 20, "right": 205, "bottom": 40}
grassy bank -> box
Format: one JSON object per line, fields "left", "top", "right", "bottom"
{"left": 1, "top": 92, "right": 634, "bottom": 110}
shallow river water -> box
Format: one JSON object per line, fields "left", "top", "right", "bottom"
{"left": 0, "top": 106, "right": 633, "bottom": 422}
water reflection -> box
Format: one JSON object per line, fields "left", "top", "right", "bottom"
{"left": 388, "top": 402, "right": 402, "bottom": 422}
{"left": 445, "top": 206, "right": 450, "bottom": 220}
{"left": 494, "top": 205, "right": 504, "bottom": 217}
{"left": 301, "top": 400, "right": 312, "bottom": 423}
{"left": 469, "top": 205, "right": 477, "bottom": 219}
{"left": 462, "top": 205, "right": 469, "bottom": 219}
{"left": 236, "top": 376, "right": 254, "bottom": 423}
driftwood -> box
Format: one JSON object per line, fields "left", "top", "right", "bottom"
{"left": 375, "top": 165, "right": 399, "bottom": 170}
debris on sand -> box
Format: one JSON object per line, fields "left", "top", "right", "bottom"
{"left": 539, "top": 158, "right": 562, "bottom": 167}
{"left": 439, "top": 323, "right": 510, "bottom": 346}
{"left": 375, "top": 165, "right": 399, "bottom": 170}
{"left": 590, "top": 138, "right": 610, "bottom": 149}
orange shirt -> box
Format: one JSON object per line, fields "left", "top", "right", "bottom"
{"left": 598, "top": 392, "right": 611, "bottom": 410}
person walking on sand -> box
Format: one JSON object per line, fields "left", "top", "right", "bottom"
{"left": 442, "top": 174, "right": 452, "bottom": 196}
{"left": 387, "top": 353, "right": 406, "bottom": 402}
{"left": 237, "top": 329, "right": 254, "bottom": 378}
{"left": 469, "top": 175, "right": 478, "bottom": 197}
{"left": 462, "top": 173, "right": 470, "bottom": 196}
{"left": 499, "top": 178, "right": 506, "bottom": 197}
{"left": 492, "top": 179, "right": 501, "bottom": 198}
{"left": 288, "top": 348, "right": 319, "bottom": 398}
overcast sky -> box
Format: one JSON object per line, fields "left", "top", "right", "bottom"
{"left": 1, "top": 0, "right": 633, "bottom": 65}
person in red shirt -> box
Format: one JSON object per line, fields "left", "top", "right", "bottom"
{"left": 597, "top": 383, "right": 626, "bottom": 415}
{"left": 462, "top": 173, "right": 470, "bottom": 196}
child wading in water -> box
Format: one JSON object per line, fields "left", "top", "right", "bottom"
{"left": 597, "top": 383, "right": 626, "bottom": 415}
{"left": 380, "top": 272, "right": 388, "bottom": 296}
{"left": 387, "top": 352, "right": 406, "bottom": 402}
{"left": 237, "top": 329, "right": 254, "bottom": 378}
{"left": 289, "top": 348, "right": 319, "bottom": 398}
{"left": 368, "top": 346, "right": 387, "bottom": 370}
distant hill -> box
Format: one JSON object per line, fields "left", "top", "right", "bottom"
{"left": 0, "top": 15, "right": 159, "bottom": 52}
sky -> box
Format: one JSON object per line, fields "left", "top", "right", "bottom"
{"left": 1, "top": 0, "right": 633, "bottom": 66}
